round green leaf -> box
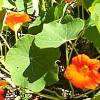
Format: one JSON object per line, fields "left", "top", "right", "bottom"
{"left": 35, "top": 18, "right": 84, "bottom": 48}
{"left": 84, "top": 26, "right": 100, "bottom": 50}
{"left": 89, "top": 3, "right": 100, "bottom": 32}
{"left": 5, "top": 34, "right": 60, "bottom": 92}
{"left": 0, "top": 0, "right": 3, "bottom": 10}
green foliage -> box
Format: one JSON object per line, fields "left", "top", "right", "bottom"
{"left": 0, "top": 9, "right": 6, "bottom": 32}
{"left": 44, "top": 3, "right": 64, "bottom": 22}
{"left": 29, "top": 17, "right": 42, "bottom": 28}
{"left": 26, "top": 1, "right": 33, "bottom": 14}
{"left": 28, "top": 17, "right": 43, "bottom": 35}
{"left": 84, "top": 26, "right": 100, "bottom": 50}
{"left": 5, "top": 34, "right": 60, "bottom": 92}
{"left": 92, "top": 0, "right": 100, "bottom": 5}
{"left": 1, "top": 0, "right": 100, "bottom": 99}
{"left": 3, "top": 0, "right": 15, "bottom": 9}
{"left": 35, "top": 18, "right": 84, "bottom": 48}
{"left": 84, "top": 0, "right": 94, "bottom": 8}
{"left": 89, "top": 3, "right": 100, "bottom": 32}
{"left": 15, "top": 0, "right": 32, "bottom": 12}
{"left": 0, "top": 0, "right": 4, "bottom": 10}
{"left": 15, "top": 0, "right": 25, "bottom": 11}
{"left": 92, "top": 91, "right": 100, "bottom": 100}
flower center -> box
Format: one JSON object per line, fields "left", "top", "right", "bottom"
{"left": 81, "top": 65, "right": 89, "bottom": 75}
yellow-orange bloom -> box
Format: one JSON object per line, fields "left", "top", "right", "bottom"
{"left": 5, "top": 11, "right": 31, "bottom": 32}
{"left": 64, "top": 54, "right": 100, "bottom": 89}
{"left": 0, "top": 80, "right": 8, "bottom": 89}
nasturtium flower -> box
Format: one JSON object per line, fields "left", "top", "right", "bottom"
{"left": 64, "top": 54, "right": 100, "bottom": 89}
{"left": 5, "top": 11, "right": 31, "bottom": 32}
{"left": 0, "top": 89, "right": 6, "bottom": 100}
{"left": 64, "top": 0, "right": 74, "bottom": 3}
{"left": 0, "top": 80, "right": 8, "bottom": 89}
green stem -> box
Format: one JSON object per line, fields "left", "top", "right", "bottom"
{"left": 0, "top": 42, "right": 3, "bottom": 56}
{"left": 77, "top": 4, "right": 80, "bottom": 18}
{"left": 65, "top": 42, "right": 75, "bottom": 98}
{"left": 36, "top": 92, "right": 62, "bottom": 100}
{"left": 96, "top": 55, "right": 100, "bottom": 59}
{"left": 0, "top": 67, "right": 10, "bottom": 76}
{"left": 4, "top": 30, "right": 8, "bottom": 55}
{"left": 42, "top": 0, "right": 46, "bottom": 11}
{"left": 59, "top": 3, "right": 69, "bottom": 23}
{"left": 69, "top": 81, "right": 74, "bottom": 98}
{"left": 65, "top": 42, "right": 69, "bottom": 66}
{"left": 0, "top": 58, "right": 10, "bottom": 75}
{"left": 69, "top": 41, "right": 78, "bottom": 55}
{"left": 68, "top": 29, "right": 85, "bottom": 61}
{"left": 82, "top": 1, "right": 84, "bottom": 20}
{"left": 25, "top": 89, "right": 64, "bottom": 100}
{"left": 44, "top": 89, "right": 64, "bottom": 100}
{"left": 73, "top": 86, "right": 100, "bottom": 99}
{"left": 0, "top": 34, "right": 10, "bottom": 49}
{"left": 15, "top": 31, "right": 18, "bottom": 42}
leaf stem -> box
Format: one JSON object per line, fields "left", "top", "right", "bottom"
{"left": 82, "top": 1, "right": 84, "bottom": 20}
{"left": 15, "top": 31, "right": 18, "bottom": 42}
{"left": 36, "top": 92, "right": 63, "bottom": 100}
{"left": 73, "top": 86, "right": 100, "bottom": 99}
{"left": 69, "top": 41, "right": 78, "bottom": 55}
{"left": 69, "top": 81, "right": 74, "bottom": 98}
{"left": 65, "top": 42, "right": 75, "bottom": 98}
{"left": 59, "top": 3, "right": 69, "bottom": 23}
{"left": 44, "top": 88, "right": 64, "bottom": 99}
{"left": 0, "top": 58, "right": 10, "bottom": 75}
{"left": 41, "top": 0, "right": 46, "bottom": 11}
{"left": 77, "top": 4, "right": 80, "bottom": 18}
{"left": 0, "top": 33, "right": 10, "bottom": 49}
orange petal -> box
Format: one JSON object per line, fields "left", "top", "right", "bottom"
{"left": 72, "top": 54, "right": 90, "bottom": 70}
{"left": 64, "top": 64, "right": 99, "bottom": 89}
{"left": 5, "top": 11, "right": 31, "bottom": 32}
{"left": 87, "top": 59, "right": 100, "bottom": 70}
{"left": 0, "top": 95, "right": 5, "bottom": 100}
{"left": 0, "top": 80, "right": 9, "bottom": 88}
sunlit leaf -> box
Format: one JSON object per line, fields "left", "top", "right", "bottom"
{"left": 35, "top": 18, "right": 84, "bottom": 48}
{"left": 89, "top": 3, "right": 100, "bottom": 32}
{"left": 29, "top": 17, "right": 42, "bottom": 28}
{"left": 3, "top": 0, "right": 15, "bottom": 9}
{"left": 27, "top": 2, "right": 33, "bottom": 14}
{"left": 5, "top": 34, "right": 60, "bottom": 92}
{"left": 0, "top": 1, "right": 3, "bottom": 11}
{"left": 15, "top": 0, "right": 25, "bottom": 11}
{"left": 92, "top": 0, "right": 100, "bottom": 6}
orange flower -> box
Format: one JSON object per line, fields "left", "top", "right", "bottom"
{"left": 64, "top": 54, "right": 100, "bottom": 89}
{"left": 0, "top": 80, "right": 8, "bottom": 89}
{"left": 5, "top": 11, "right": 31, "bottom": 32}
{"left": 64, "top": 0, "right": 74, "bottom": 3}
{"left": 0, "top": 89, "right": 6, "bottom": 100}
